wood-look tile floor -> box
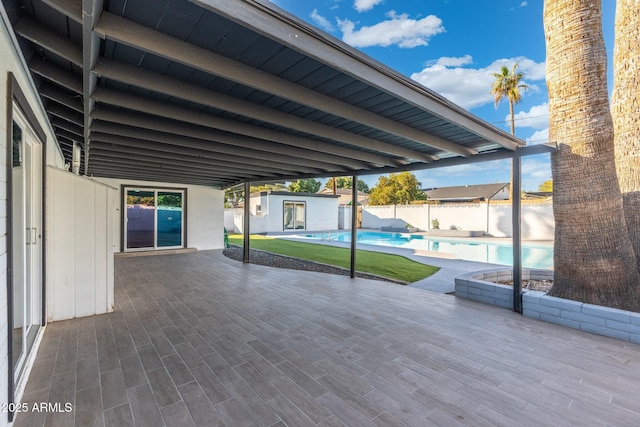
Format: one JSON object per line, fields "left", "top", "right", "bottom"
{"left": 14, "top": 250, "right": 640, "bottom": 426}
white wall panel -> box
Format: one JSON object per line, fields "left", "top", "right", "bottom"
{"left": 47, "top": 167, "right": 116, "bottom": 321}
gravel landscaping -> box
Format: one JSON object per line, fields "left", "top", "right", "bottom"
{"left": 223, "top": 245, "right": 406, "bottom": 285}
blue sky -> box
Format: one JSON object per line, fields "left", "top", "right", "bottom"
{"left": 271, "top": 0, "right": 617, "bottom": 191}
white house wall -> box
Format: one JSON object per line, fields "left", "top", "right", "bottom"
{"left": 233, "top": 194, "right": 338, "bottom": 233}
{"left": 94, "top": 178, "right": 224, "bottom": 250}
{"left": 1, "top": 6, "right": 67, "bottom": 425}
{"left": 46, "top": 168, "right": 116, "bottom": 321}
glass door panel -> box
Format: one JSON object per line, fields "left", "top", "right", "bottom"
{"left": 11, "top": 121, "right": 25, "bottom": 373}
{"left": 283, "top": 202, "right": 294, "bottom": 230}
{"left": 126, "top": 190, "right": 155, "bottom": 249}
{"left": 11, "top": 112, "right": 43, "bottom": 384}
{"left": 294, "top": 203, "right": 306, "bottom": 230}
{"left": 157, "top": 191, "right": 183, "bottom": 248}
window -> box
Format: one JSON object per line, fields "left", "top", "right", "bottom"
{"left": 283, "top": 201, "right": 305, "bottom": 230}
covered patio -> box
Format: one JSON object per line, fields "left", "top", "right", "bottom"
{"left": 15, "top": 251, "right": 640, "bottom": 426}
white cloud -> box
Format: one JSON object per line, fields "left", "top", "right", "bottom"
{"left": 432, "top": 55, "right": 473, "bottom": 67}
{"left": 520, "top": 1, "right": 528, "bottom": 7}
{"left": 354, "top": 0, "right": 383, "bottom": 12}
{"left": 522, "top": 157, "right": 551, "bottom": 182}
{"left": 410, "top": 56, "right": 545, "bottom": 110}
{"left": 310, "top": 9, "right": 335, "bottom": 32}
{"left": 338, "top": 11, "right": 444, "bottom": 48}
{"left": 507, "top": 103, "right": 548, "bottom": 129}
{"left": 525, "top": 128, "right": 550, "bottom": 145}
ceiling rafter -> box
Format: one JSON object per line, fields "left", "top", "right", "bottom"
{"left": 90, "top": 142, "right": 273, "bottom": 178}
{"left": 92, "top": 58, "right": 435, "bottom": 164}
{"left": 90, "top": 115, "right": 370, "bottom": 170}
{"left": 94, "top": 12, "right": 475, "bottom": 158}
{"left": 92, "top": 132, "right": 340, "bottom": 176}
{"left": 90, "top": 88, "right": 396, "bottom": 169}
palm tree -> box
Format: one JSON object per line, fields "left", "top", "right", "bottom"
{"left": 544, "top": 0, "right": 640, "bottom": 311}
{"left": 491, "top": 63, "right": 527, "bottom": 201}
{"left": 612, "top": 0, "right": 640, "bottom": 273}
{"left": 491, "top": 63, "right": 527, "bottom": 135}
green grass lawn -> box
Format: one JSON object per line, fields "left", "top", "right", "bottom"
{"left": 228, "top": 234, "right": 439, "bottom": 283}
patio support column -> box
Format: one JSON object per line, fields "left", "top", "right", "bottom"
{"left": 243, "top": 181, "right": 250, "bottom": 263}
{"left": 350, "top": 175, "right": 357, "bottom": 278}
{"left": 512, "top": 151, "right": 523, "bottom": 313}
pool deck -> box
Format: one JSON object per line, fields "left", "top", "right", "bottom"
{"left": 270, "top": 231, "right": 550, "bottom": 294}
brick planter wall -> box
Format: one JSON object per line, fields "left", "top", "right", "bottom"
{"left": 455, "top": 269, "right": 640, "bottom": 344}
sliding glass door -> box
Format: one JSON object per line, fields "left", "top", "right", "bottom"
{"left": 283, "top": 201, "right": 306, "bottom": 230}
{"left": 11, "top": 110, "right": 43, "bottom": 384}
{"left": 125, "top": 188, "right": 184, "bottom": 250}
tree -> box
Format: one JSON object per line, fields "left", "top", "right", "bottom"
{"left": 544, "top": 0, "right": 640, "bottom": 310}
{"left": 250, "top": 183, "right": 287, "bottom": 193}
{"left": 612, "top": 0, "right": 640, "bottom": 272}
{"left": 324, "top": 177, "right": 370, "bottom": 193}
{"left": 288, "top": 178, "right": 321, "bottom": 193}
{"left": 538, "top": 180, "right": 553, "bottom": 193}
{"left": 224, "top": 188, "right": 242, "bottom": 208}
{"left": 368, "top": 172, "right": 425, "bottom": 205}
{"left": 491, "top": 63, "right": 527, "bottom": 135}
{"left": 491, "top": 63, "right": 527, "bottom": 201}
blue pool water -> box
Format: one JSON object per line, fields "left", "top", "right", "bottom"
{"left": 297, "top": 231, "right": 553, "bottom": 269}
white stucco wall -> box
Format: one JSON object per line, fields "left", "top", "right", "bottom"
{"left": 361, "top": 202, "right": 554, "bottom": 240}
{"left": 232, "top": 193, "right": 339, "bottom": 233}
{"left": 94, "top": 178, "right": 224, "bottom": 250}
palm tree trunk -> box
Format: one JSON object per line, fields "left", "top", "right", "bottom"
{"left": 544, "top": 0, "right": 640, "bottom": 310}
{"left": 612, "top": 0, "right": 640, "bottom": 273}
{"left": 509, "top": 99, "right": 515, "bottom": 135}
{"left": 509, "top": 99, "right": 515, "bottom": 200}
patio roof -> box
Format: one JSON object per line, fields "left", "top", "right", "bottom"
{"left": 5, "top": 0, "right": 524, "bottom": 189}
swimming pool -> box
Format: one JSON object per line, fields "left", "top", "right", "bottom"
{"left": 296, "top": 231, "right": 553, "bottom": 269}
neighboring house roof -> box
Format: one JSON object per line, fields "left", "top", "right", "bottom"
{"left": 425, "top": 183, "right": 509, "bottom": 202}
{"left": 4, "top": 0, "right": 523, "bottom": 188}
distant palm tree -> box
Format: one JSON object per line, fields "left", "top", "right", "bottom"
{"left": 491, "top": 63, "right": 527, "bottom": 200}
{"left": 491, "top": 63, "right": 527, "bottom": 135}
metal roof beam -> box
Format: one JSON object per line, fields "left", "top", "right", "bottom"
{"left": 89, "top": 143, "right": 269, "bottom": 179}
{"left": 30, "top": 59, "right": 83, "bottom": 94}
{"left": 90, "top": 88, "right": 394, "bottom": 169}
{"left": 41, "top": 0, "right": 83, "bottom": 23}
{"left": 89, "top": 167, "right": 223, "bottom": 186}
{"left": 93, "top": 58, "right": 429, "bottom": 164}
{"left": 90, "top": 151, "right": 236, "bottom": 178}
{"left": 91, "top": 118, "right": 362, "bottom": 171}
{"left": 88, "top": 132, "right": 322, "bottom": 174}
{"left": 82, "top": 0, "right": 103, "bottom": 175}
{"left": 55, "top": 128, "right": 83, "bottom": 142}
{"left": 94, "top": 12, "right": 466, "bottom": 158}
{"left": 39, "top": 83, "right": 83, "bottom": 112}
{"left": 47, "top": 102, "right": 84, "bottom": 127}
{"left": 14, "top": 15, "right": 83, "bottom": 66}
{"left": 51, "top": 118, "right": 84, "bottom": 137}
{"left": 194, "top": 0, "right": 522, "bottom": 151}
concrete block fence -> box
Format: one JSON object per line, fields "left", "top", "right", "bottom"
{"left": 455, "top": 269, "right": 640, "bottom": 344}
